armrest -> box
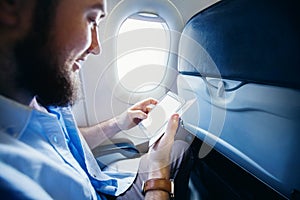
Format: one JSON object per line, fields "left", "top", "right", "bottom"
{"left": 92, "top": 139, "right": 140, "bottom": 169}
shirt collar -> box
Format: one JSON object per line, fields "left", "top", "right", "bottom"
{"left": 29, "top": 96, "right": 49, "bottom": 113}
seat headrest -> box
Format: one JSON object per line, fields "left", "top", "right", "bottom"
{"left": 178, "top": 0, "right": 300, "bottom": 89}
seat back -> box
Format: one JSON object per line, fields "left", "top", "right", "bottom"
{"left": 177, "top": 0, "right": 300, "bottom": 198}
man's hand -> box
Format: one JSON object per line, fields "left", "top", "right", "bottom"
{"left": 144, "top": 114, "right": 179, "bottom": 200}
{"left": 147, "top": 114, "right": 179, "bottom": 179}
{"left": 115, "top": 98, "right": 158, "bottom": 131}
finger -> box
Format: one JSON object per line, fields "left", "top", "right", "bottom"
{"left": 165, "top": 114, "right": 179, "bottom": 137}
{"left": 145, "top": 105, "right": 155, "bottom": 113}
{"left": 132, "top": 98, "right": 158, "bottom": 110}
{"left": 153, "top": 114, "right": 179, "bottom": 148}
{"left": 130, "top": 110, "right": 148, "bottom": 120}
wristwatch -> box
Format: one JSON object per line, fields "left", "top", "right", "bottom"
{"left": 142, "top": 178, "right": 174, "bottom": 198}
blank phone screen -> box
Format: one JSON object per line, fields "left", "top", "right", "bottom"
{"left": 140, "top": 93, "right": 183, "bottom": 137}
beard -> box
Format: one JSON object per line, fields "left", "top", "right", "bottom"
{"left": 14, "top": 0, "right": 80, "bottom": 106}
{"left": 12, "top": 0, "right": 80, "bottom": 107}
{"left": 14, "top": 36, "right": 80, "bottom": 107}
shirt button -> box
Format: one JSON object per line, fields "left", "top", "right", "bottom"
{"left": 53, "top": 135, "right": 58, "bottom": 143}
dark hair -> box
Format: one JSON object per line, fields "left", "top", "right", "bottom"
{"left": 31, "top": 0, "right": 58, "bottom": 47}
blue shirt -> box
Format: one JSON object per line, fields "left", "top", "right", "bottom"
{"left": 0, "top": 95, "right": 137, "bottom": 199}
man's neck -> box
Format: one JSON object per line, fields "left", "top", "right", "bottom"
{"left": 0, "top": 90, "right": 33, "bottom": 106}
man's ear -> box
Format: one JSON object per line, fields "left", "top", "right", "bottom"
{"left": 0, "top": 0, "right": 20, "bottom": 27}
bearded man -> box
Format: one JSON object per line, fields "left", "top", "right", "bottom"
{"left": 0, "top": 0, "right": 192, "bottom": 199}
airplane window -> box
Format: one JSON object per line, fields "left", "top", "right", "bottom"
{"left": 117, "top": 13, "right": 170, "bottom": 92}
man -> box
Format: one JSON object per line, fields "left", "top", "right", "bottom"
{"left": 0, "top": 0, "right": 191, "bottom": 199}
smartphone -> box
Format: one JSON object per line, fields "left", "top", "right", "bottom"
{"left": 139, "top": 91, "right": 194, "bottom": 146}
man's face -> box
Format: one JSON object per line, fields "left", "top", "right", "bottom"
{"left": 15, "top": 0, "right": 105, "bottom": 106}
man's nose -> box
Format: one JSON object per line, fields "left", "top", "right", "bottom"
{"left": 88, "top": 27, "right": 101, "bottom": 55}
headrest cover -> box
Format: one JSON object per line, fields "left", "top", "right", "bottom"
{"left": 178, "top": 0, "right": 300, "bottom": 88}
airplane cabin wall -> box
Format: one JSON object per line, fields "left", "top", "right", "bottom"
{"left": 72, "top": 0, "right": 219, "bottom": 144}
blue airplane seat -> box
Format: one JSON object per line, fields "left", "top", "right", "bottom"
{"left": 177, "top": 0, "right": 300, "bottom": 198}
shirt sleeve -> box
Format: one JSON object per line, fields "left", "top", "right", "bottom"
{"left": 96, "top": 157, "right": 141, "bottom": 196}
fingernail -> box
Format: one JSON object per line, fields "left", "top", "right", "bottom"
{"left": 172, "top": 114, "right": 179, "bottom": 121}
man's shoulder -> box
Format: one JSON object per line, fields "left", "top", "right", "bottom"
{"left": 0, "top": 161, "right": 52, "bottom": 200}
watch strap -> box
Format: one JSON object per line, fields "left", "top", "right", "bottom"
{"left": 142, "top": 178, "right": 174, "bottom": 197}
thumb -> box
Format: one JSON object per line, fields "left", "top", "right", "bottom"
{"left": 164, "top": 114, "right": 179, "bottom": 139}
{"left": 154, "top": 114, "right": 179, "bottom": 148}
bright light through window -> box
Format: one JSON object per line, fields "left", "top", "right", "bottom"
{"left": 117, "top": 13, "right": 170, "bottom": 92}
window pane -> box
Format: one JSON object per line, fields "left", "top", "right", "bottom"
{"left": 117, "top": 13, "right": 170, "bottom": 92}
